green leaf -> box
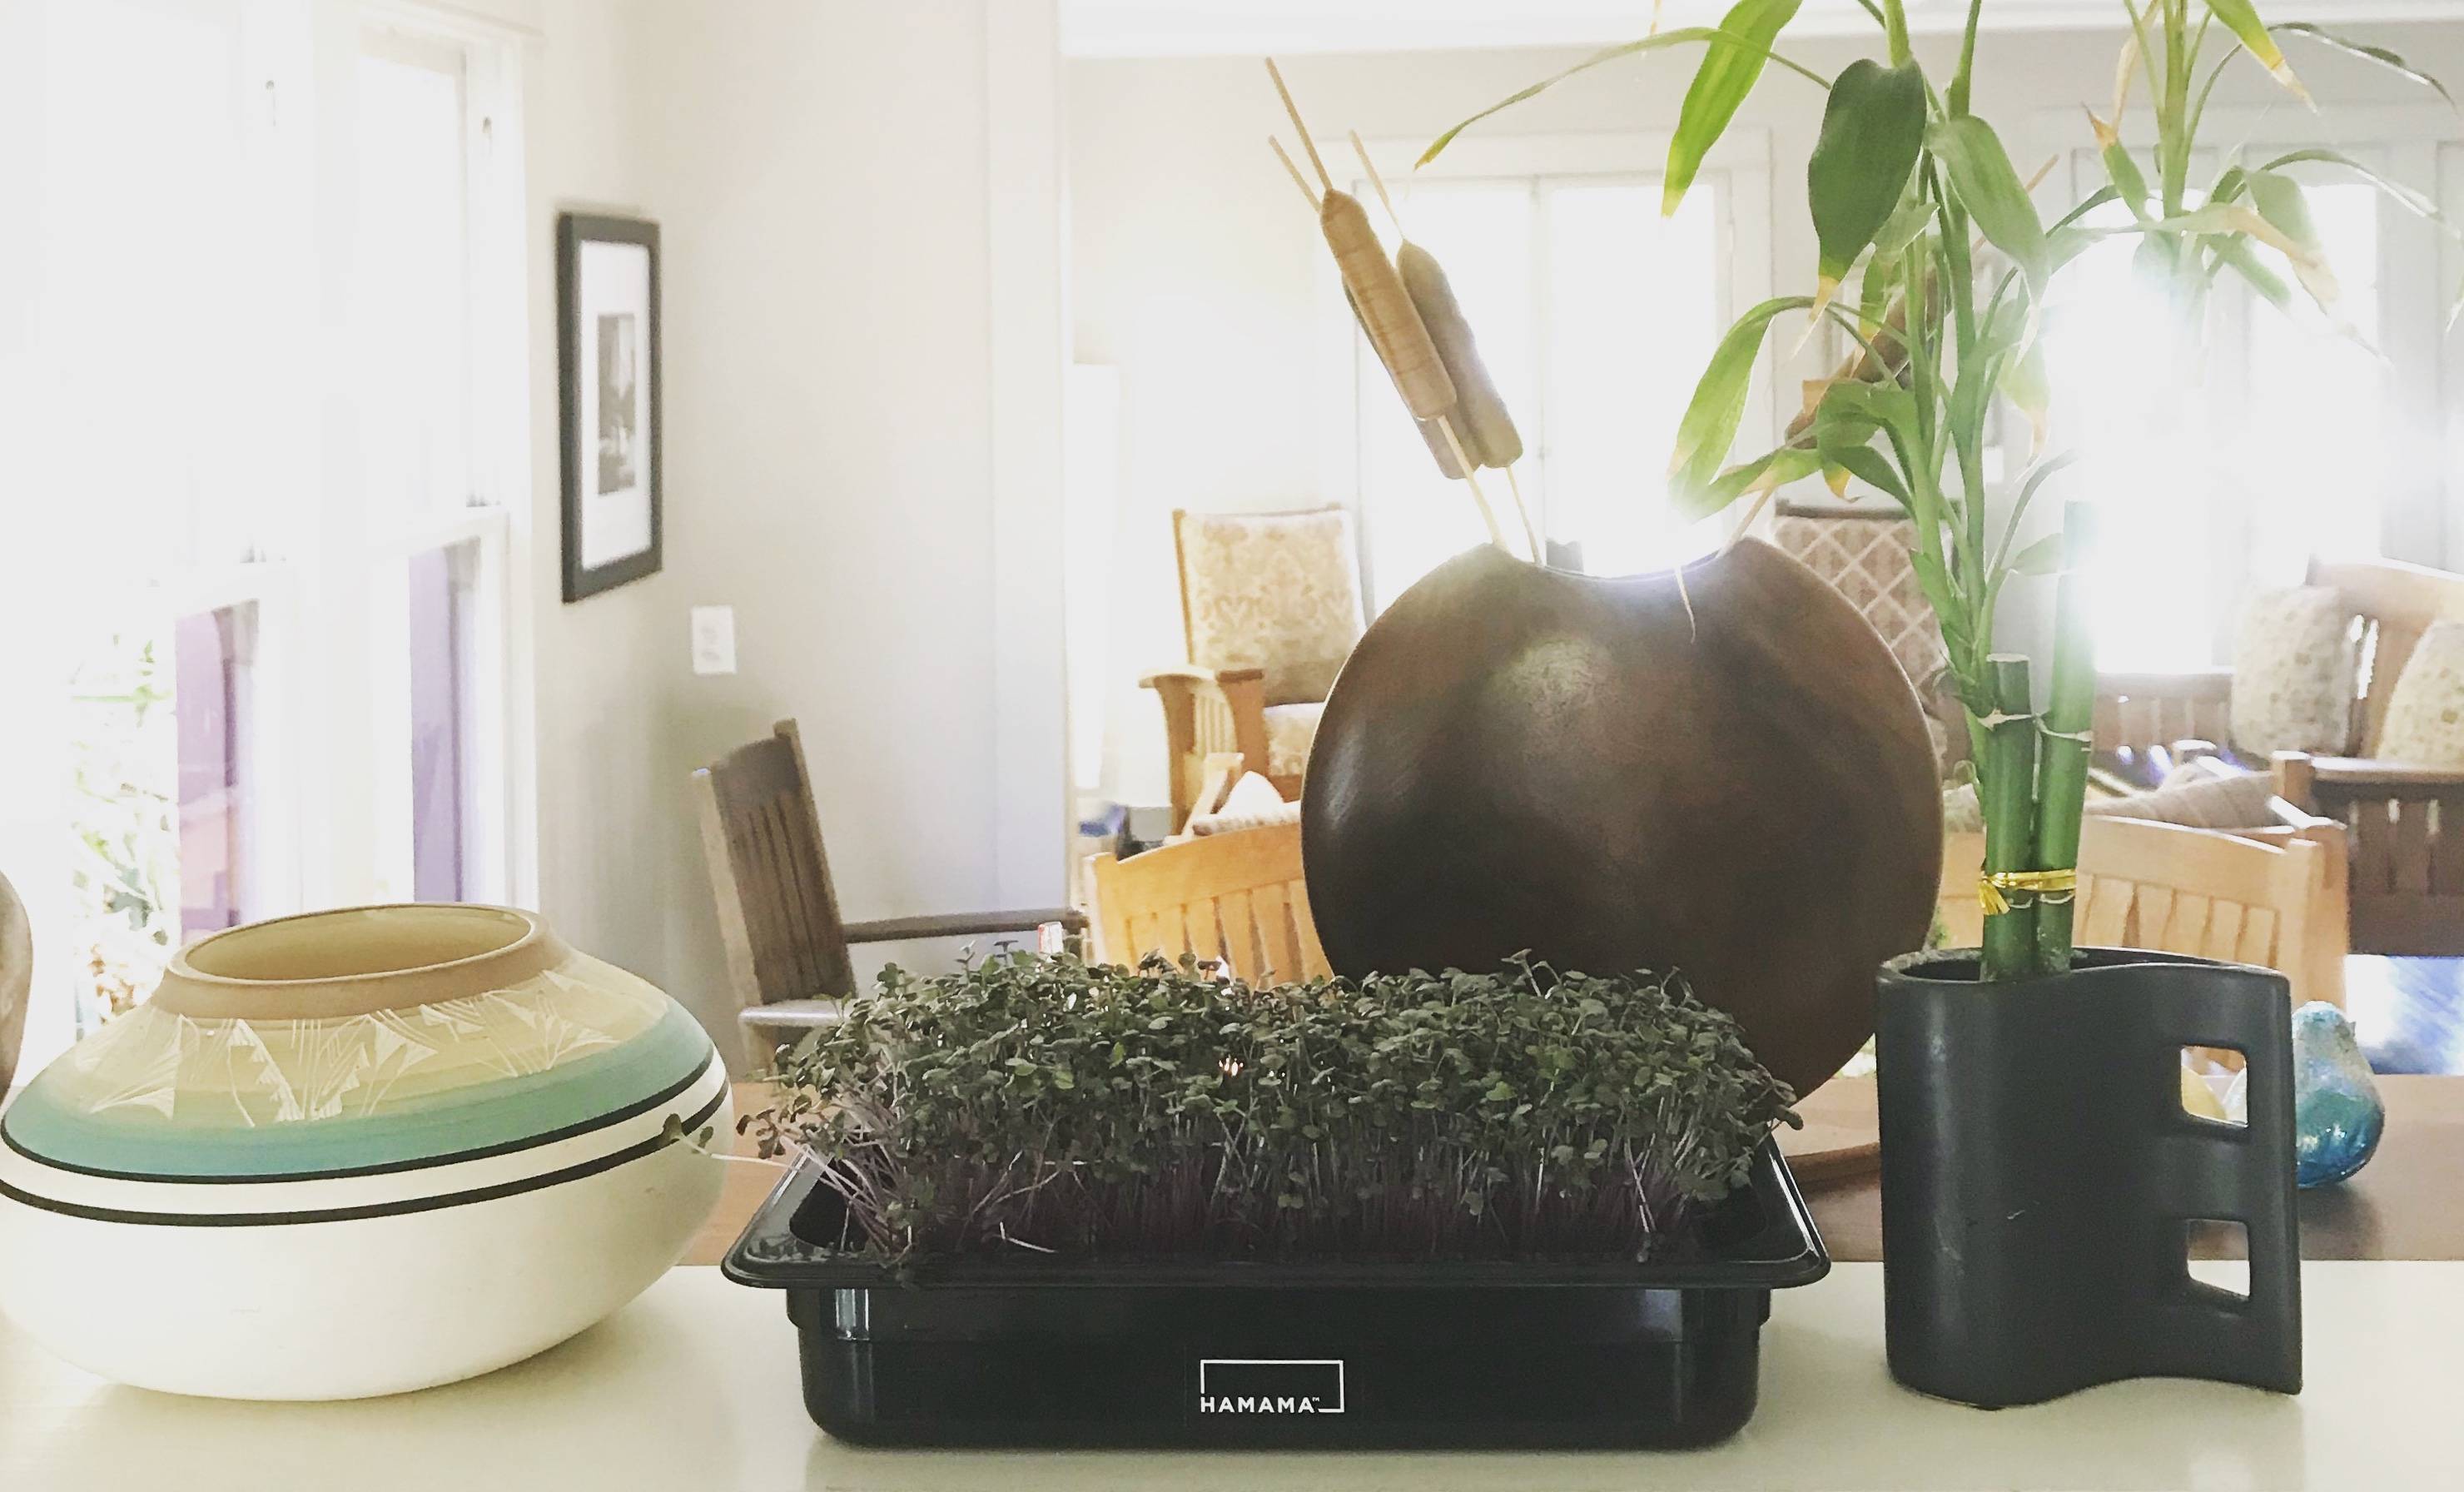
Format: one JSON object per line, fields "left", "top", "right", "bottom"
{"left": 1668, "top": 295, "right": 1811, "bottom": 499}
{"left": 2247, "top": 171, "right": 2341, "bottom": 310}
{"left": 2100, "top": 140, "right": 2151, "bottom": 222}
{"left": 1418, "top": 27, "right": 1826, "bottom": 170}
{"left": 2213, "top": 235, "right": 2295, "bottom": 314}
{"left": 1871, "top": 190, "right": 1937, "bottom": 261}
{"left": 2009, "top": 532, "right": 2064, "bottom": 576}
{"left": 1808, "top": 59, "right": 1929, "bottom": 295}
{"left": 1819, "top": 437, "right": 1910, "bottom": 505}
{"left": 1930, "top": 116, "right": 2049, "bottom": 294}
{"left": 1699, "top": 447, "right": 1823, "bottom": 510}
{"left": 2257, "top": 148, "right": 2447, "bottom": 229}
{"left": 2205, "top": 0, "right": 2305, "bottom": 99}
{"left": 2273, "top": 22, "right": 2452, "bottom": 114}
{"left": 1669, "top": 0, "right": 1806, "bottom": 214}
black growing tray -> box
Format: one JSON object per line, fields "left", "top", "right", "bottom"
{"left": 723, "top": 1139, "right": 1827, "bottom": 1449}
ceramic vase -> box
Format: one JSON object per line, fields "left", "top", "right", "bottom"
{"left": 1299, "top": 540, "right": 1941, "bottom": 1093}
{"left": 2288, "top": 1001, "right": 2385, "bottom": 1188}
{"left": 1876, "top": 948, "right": 2302, "bottom": 1407}
{"left": 0, "top": 903, "right": 728, "bottom": 1400}
{"left": 0, "top": 873, "right": 27, "bottom": 1097}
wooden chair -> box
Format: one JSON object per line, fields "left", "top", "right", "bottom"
{"left": 2094, "top": 558, "right": 2464, "bottom": 953}
{"left": 693, "top": 721, "right": 1087, "bottom": 1051}
{"left": 1938, "top": 816, "right": 2347, "bottom": 1008}
{"left": 1144, "top": 506, "right": 1364, "bottom": 832}
{"left": 1086, "top": 821, "right": 1329, "bottom": 985}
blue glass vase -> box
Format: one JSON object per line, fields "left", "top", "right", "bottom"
{"left": 2285, "top": 1002, "right": 2384, "bottom": 1189}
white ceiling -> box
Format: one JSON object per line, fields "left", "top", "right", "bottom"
{"left": 1059, "top": 0, "right": 2464, "bottom": 58}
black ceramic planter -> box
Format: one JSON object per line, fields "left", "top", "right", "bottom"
{"left": 723, "top": 1140, "right": 1827, "bottom": 1449}
{"left": 1876, "top": 948, "right": 2302, "bottom": 1409}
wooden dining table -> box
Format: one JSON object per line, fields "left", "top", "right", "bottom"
{"left": 689, "top": 1075, "right": 2464, "bottom": 1265}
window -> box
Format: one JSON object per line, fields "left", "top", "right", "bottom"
{"left": 1334, "top": 134, "right": 1771, "bottom": 606}
{"left": 16, "top": 0, "right": 529, "bottom": 1057}
{"left": 2049, "top": 147, "right": 2409, "bottom": 670}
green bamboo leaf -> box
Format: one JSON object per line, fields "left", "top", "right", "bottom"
{"left": 1418, "top": 27, "right": 1826, "bottom": 169}
{"left": 2213, "top": 236, "right": 2295, "bottom": 313}
{"left": 1815, "top": 428, "right": 1910, "bottom": 504}
{"left": 2274, "top": 22, "right": 2454, "bottom": 114}
{"left": 1930, "top": 116, "right": 2049, "bottom": 293}
{"left": 2248, "top": 171, "right": 2340, "bottom": 308}
{"left": 2205, "top": 0, "right": 2307, "bottom": 100}
{"left": 1668, "top": 0, "right": 1806, "bottom": 213}
{"left": 1809, "top": 59, "right": 1929, "bottom": 297}
{"left": 1699, "top": 447, "right": 1822, "bottom": 510}
{"left": 1871, "top": 191, "right": 1937, "bottom": 261}
{"left": 1668, "top": 295, "right": 1811, "bottom": 500}
{"left": 2257, "top": 147, "right": 2447, "bottom": 228}
{"left": 2009, "top": 531, "right": 2064, "bottom": 576}
{"left": 1999, "top": 340, "right": 2051, "bottom": 460}
{"left": 2100, "top": 140, "right": 2151, "bottom": 222}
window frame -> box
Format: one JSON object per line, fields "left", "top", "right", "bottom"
{"left": 1319, "top": 130, "right": 1775, "bottom": 609}
{"left": 2019, "top": 103, "right": 2450, "bottom": 667}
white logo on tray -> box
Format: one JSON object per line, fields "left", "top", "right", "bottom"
{"left": 1197, "top": 1358, "right": 1346, "bottom": 1415}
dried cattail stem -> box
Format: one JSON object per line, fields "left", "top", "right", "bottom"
{"left": 1433, "top": 416, "right": 1508, "bottom": 550}
{"left": 1269, "top": 135, "right": 1319, "bottom": 211}
{"left": 1264, "top": 58, "right": 1333, "bottom": 191}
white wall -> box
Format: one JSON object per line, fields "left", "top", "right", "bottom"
{"left": 1070, "top": 24, "right": 2464, "bottom": 807}
{"left": 569, "top": 0, "right": 1064, "bottom": 1067}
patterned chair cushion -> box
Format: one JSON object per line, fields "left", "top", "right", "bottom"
{"left": 2376, "top": 619, "right": 2464, "bottom": 768}
{"left": 1264, "top": 702, "right": 1324, "bottom": 780}
{"left": 1180, "top": 509, "right": 1364, "bottom": 707}
{"left": 2228, "top": 585, "right": 2358, "bottom": 757}
{"left": 1770, "top": 506, "right": 1962, "bottom": 778}
{"left": 1767, "top": 507, "right": 1948, "bottom": 687}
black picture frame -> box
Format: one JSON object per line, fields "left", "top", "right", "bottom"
{"left": 557, "top": 212, "right": 663, "bottom": 602}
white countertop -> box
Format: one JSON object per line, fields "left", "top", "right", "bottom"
{"left": 2, "top": 1263, "right": 2457, "bottom": 1491}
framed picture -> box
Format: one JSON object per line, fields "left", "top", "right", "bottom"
{"left": 558, "top": 213, "right": 662, "bottom": 601}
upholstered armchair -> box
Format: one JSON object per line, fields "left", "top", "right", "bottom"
{"left": 1143, "top": 507, "right": 1365, "bottom": 832}
{"left": 2094, "top": 557, "right": 2464, "bottom": 956}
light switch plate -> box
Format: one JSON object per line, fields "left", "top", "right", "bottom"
{"left": 690, "top": 606, "right": 737, "bottom": 675}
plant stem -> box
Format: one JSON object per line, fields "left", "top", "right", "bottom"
{"left": 1950, "top": 0, "right": 1985, "bottom": 116}
{"left": 1880, "top": 0, "right": 1913, "bottom": 67}
{"left": 2032, "top": 503, "right": 2099, "bottom": 973}
{"left": 1979, "top": 655, "right": 2039, "bottom": 982}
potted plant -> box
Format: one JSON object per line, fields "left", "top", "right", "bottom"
{"left": 1426, "top": 0, "right": 2453, "bottom": 1406}
{"left": 724, "top": 952, "right": 1821, "bottom": 1447}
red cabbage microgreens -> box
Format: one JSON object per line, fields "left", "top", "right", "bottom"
{"left": 743, "top": 952, "right": 1799, "bottom": 1264}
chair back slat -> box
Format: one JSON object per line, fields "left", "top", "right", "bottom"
{"left": 1089, "top": 823, "right": 1326, "bottom": 985}
{"left": 1936, "top": 818, "right": 2333, "bottom": 1005}
{"left": 694, "top": 720, "right": 858, "bottom": 1014}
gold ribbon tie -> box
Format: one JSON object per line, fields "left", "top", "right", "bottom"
{"left": 1979, "top": 868, "right": 2079, "bottom": 916}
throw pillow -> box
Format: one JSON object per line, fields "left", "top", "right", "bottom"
{"left": 2376, "top": 619, "right": 2464, "bottom": 768}
{"left": 2229, "top": 586, "right": 2357, "bottom": 756}
{"left": 1187, "top": 773, "right": 1301, "bottom": 837}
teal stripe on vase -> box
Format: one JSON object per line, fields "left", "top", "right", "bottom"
{"left": 2, "top": 1001, "right": 714, "bottom": 1180}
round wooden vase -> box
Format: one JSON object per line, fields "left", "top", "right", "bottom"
{"left": 1301, "top": 540, "right": 1941, "bottom": 1094}
{"left": 0, "top": 873, "right": 27, "bottom": 1097}
{"left": 0, "top": 904, "right": 728, "bottom": 1400}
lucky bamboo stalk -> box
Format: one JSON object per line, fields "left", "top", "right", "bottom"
{"left": 2031, "top": 501, "right": 2099, "bottom": 975}
{"left": 1978, "top": 654, "right": 2039, "bottom": 982}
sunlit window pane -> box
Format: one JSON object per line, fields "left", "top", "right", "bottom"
{"left": 1542, "top": 182, "right": 1722, "bottom": 577}
{"left": 407, "top": 545, "right": 472, "bottom": 902}
{"left": 1349, "top": 172, "right": 1729, "bottom": 606}
{"left": 356, "top": 44, "right": 473, "bottom": 528}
